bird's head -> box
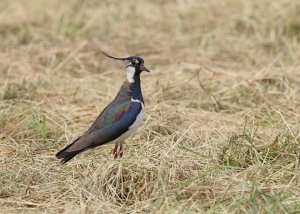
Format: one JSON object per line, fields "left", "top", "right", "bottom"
{"left": 100, "top": 50, "right": 150, "bottom": 83}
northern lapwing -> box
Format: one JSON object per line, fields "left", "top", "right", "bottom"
{"left": 56, "top": 50, "right": 150, "bottom": 164}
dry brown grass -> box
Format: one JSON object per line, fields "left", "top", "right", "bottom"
{"left": 1, "top": 0, "right": 300, "bottom": 213}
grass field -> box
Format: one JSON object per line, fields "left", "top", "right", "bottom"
{"left": 1, "top": 0, "right": 300, "bottom": 213}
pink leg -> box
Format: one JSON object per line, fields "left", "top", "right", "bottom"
{"left": 112, "top": 143, "right": 124, "bottom": 159}
{"left": 119, "top": 143, "right": 123, "bottom": 158}
{"left": 112, "top": 144, "right": 118, "bottom": 159}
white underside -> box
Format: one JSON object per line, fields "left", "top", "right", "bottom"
{"left": 111, "top": 99, "right": 145, "bottom": 144}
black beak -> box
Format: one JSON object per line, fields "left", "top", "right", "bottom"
{"left": 141, "top": 65, "right": 150, "bottom": 72}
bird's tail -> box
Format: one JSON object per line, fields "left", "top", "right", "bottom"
{"left": 56, "top": 137, "right": 83, "bottom": 164}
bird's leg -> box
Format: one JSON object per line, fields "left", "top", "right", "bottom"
{"left": 119, "top": 143, "right": 123, "bottom": 158}
{"left": 111, "top": 143, "right": 123, "bottom": 159}
{"left": 112, "top": 143, "right": 118, "bottom": 159}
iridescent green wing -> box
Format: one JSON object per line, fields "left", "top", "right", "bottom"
{"left": 85, "top": 99, "right": 141, "bottom": 134}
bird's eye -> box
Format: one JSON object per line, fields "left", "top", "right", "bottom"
{"left": 131, "top": 59, "right": 139, "bottom": 66}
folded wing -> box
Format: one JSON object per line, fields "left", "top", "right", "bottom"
{"left": 56, "top": 100, "right": 142, "bottom": 163}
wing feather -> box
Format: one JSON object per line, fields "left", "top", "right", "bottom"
{"left": 56, "top": 100, "right": 142, "bottom": 163}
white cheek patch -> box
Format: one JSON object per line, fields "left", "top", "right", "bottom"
{"left": 125, "top": 66, "right": 135, "bottom": 83}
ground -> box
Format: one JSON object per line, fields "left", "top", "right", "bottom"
{"left": 0, "top": 0, "right": 300, "bottom": 213}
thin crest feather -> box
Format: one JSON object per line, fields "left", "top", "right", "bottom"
{"left": 99, "top": 49, "right": 128, "bottom": 61}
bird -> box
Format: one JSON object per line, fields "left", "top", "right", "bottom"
{"left": 56, "top": 50, "right": 150, "bottom": 164}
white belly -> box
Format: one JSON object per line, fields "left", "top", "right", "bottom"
{"left": 111, "top": 100, "right": 145, "bottom": 143}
